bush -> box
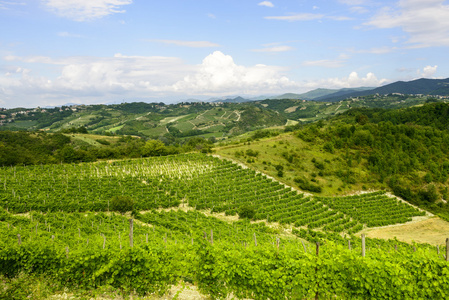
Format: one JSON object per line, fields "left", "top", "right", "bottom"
{"left": 293, "top": 177, "right": 322, "bottom": 193}
{"left": 238, "top": 205, "right": 256, "bottom": 220}
{"left": 245, "top": 149, "right": 259, "bottom": 157}
{"left": 110, "top": 195, "right": 134, "bottom": 213}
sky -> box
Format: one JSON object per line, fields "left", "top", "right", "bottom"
{"left": 0, "top": 0, "right": 448, "bottom": 108}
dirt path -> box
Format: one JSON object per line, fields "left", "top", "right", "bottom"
{"left": 234, "top": 110, "right": 241, "bottom": 121}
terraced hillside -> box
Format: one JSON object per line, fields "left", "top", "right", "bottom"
{"left": 0, "top": 154, "right": 425, "bottom": 232}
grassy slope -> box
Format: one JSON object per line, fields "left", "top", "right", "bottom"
{"left": 214, "top": 129, "right": 449, "bottom": 246}
{"left": 361, "top": 216, "right": 449, "bottom": 246}
{"left": 215, "top": 131, "right": 380, "bottom": 196}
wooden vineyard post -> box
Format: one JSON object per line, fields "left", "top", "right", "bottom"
{"left": 17, "top": 234, "right": 21, "bottom": 246}
{"left": 66, "top": 247, "right": 69, "bottom": 259}
{"left": 301, "top": 240, "right": 307, "bottom": 252}
{"left": 437, "top": 245, "right": 440, "bottom": 255}
{"left": 129, "top": 219, "right": 133, "bottom": 249}
{"left": 446, "top": 238, "right": 449, "bottom": 261}
{"left": 361, "top": 234, "right": 366, "bottom": 257}
{"left": 315, "top": 242, "right": 320, "bottom": 300}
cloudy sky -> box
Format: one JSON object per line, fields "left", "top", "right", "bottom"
{"left": 0, "top": 0, "right": 448, "bottom": 108}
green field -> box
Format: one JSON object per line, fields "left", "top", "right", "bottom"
{"left": 1, "top": 153, "right": 448, "bottom": 299}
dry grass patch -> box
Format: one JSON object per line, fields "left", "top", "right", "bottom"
{"left": 362, "top": 216, "right": 449, "bottom": 246}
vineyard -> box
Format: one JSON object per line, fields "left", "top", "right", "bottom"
{"left": 0, "top": 153, "right": 448, "bottom": 299}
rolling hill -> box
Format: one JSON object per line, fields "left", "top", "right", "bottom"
{"left": 319, "top": 77, "right": 449, "bottom": 102}
{"left": 0, "top": 102, "right": 287, "bottom": 140}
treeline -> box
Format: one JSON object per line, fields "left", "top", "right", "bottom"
{"left": 0, "top": 131, "right": 71, "bottom": 165}
{"left": 0, "top": 131, "right": 213, "bottom": 167}
{"left": 344, "top": 102, "right": 449, "bottom": 131}
{"left": 296, "top": 102, "right": 449, "bottom": 219}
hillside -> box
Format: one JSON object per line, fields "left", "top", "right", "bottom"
{"left": 273, "top": 87, "right": 373, "bottom": 101}
{"left": 0, "top": 102, "right": 286, "bottom": 140}
{"left": 1, "top": 92, "right": 446, "bottom": 138}
{"left": 254, "top": 93, "right": 444, "bottom": 123}
{"left": 319, "top": 77, "right": 449, "bottom": 102}
{"left": 214, "top": 102, "right": 449, "bottom": 221}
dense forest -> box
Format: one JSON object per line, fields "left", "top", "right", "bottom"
{"left": 0, "top": 131, "right": 213, "bottom": 166}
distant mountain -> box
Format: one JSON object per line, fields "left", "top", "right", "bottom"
{"left": 213, "top": 96, "right": 252, "bottom": 103}
{"left": 270, "top": 87, "right": 374, "bottom": 101}
{"left": 319, "top": 78, "right": 449, "bottom": 102}
{"left": 296, "top": 89, "right": 340, "bottom": 100}
{"left": 271, "top": 93, "right": 305, "bottom": 100}
{"left": 313, "top": 87, "right": 374, "bottom": 101}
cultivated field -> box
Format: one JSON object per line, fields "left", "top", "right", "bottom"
{"left": 1, "top": 153, "right": 448, "bottom": 299}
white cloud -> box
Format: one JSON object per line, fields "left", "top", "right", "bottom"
{"left": 1, "top": 51, "right": 391, "bottom": 108}
{"left": 0, "top": 51, "right": 299, "bottom": 107}
{"left": 57, "top": 31, "right": 84, "bottom": 38}
{"left": 338, "top": 0, "right": 367, "bottom": 5}
{"left": 352, "top": 46, "right": 398, "bottom": 54}
{"left": 265, "top": 13, "right": 351, "bottom": 22}
{"left": 258, "top": 1, "right": 274, "bottom": 8}
{"left": 328, "top": 16, "right": 353, "bottom": 21}
{"left": 303, "top": 72, "right": 387, "bottom": 89}
{"left": 349, "top": 6, "right": 369, "bottom": 14}
{"left": 418, "top": 65, "right": 438, "bottom": 77}
{"left": 302, "top": 53, "right": 350, "bottom": 68}
{"left": 207, "top": 13, "right": 216, "bottom": 19}
{"left": 251, "top": 45, "right": 294, "bottom": 52}
{"left": 302, "top": 59, "right": 345, "bottom": 68}
{"left": 365, "top": 0, "right": 449, "bottom": 47}
{"left": 265, "top": 13, "right": 324, "bottom": 21}
{"left": 42, "top": 0, "right": 133, "bottom": 21}
{"left": 171, "top": 51, "right": 296, "bottom": 95}
{"left": 148, "top": 39, "right": 220, "bottom": 48}
{"left": 0, "top": 1, "right": 26, "bottom": 10}
{"left": 0, "top": 54, "right": 193, "bottom": 107}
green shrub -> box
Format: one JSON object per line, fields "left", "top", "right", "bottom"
{"left": 110, "top": 195, "right": 134, "bottom": 213}
{"left": 238, "top": 205, "right": 256, "bottom": 220}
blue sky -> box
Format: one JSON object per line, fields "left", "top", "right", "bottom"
{"left": 1, "top": 0, "right": 448, "bottom": 108}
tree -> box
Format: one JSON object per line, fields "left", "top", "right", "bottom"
{"left": 110, "top": 195, "right": 134, "bottom": 213}
{"left": 238, "top": 205, "right": 256, "bottom": 220}
{"left": 141, "top": 140, "right": 166, "bottom": 157}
